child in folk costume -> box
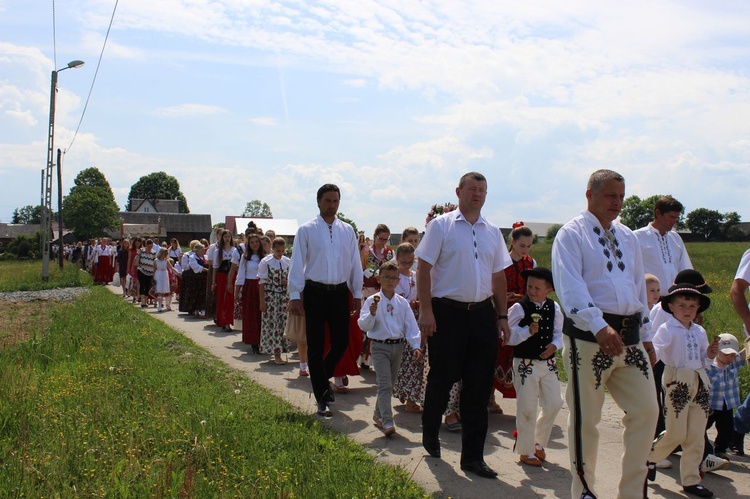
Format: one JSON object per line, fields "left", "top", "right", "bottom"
{"left": 647, "top": 284, "right": 719, "bottom": 498}
{"left": 235, "top": 234, "right": 265, "bottom": 352}
{"left": 92, "top": 237, "right": 115, "bottom": 285}
{"left": 258, "top": 237, "right": 291, "bottom": 364}
{"left": 358, "top": 261, "right": 422, "bottom": 436}
{"left": 212, "top": 230, "right": 239, "bottom": 332}
{"left": 505, "top": 267, "right": 564, "bottom": 467}
{"left": 493, "top": 223, "right": 537, "bottom": 412}
{"left": 392, "top": 242, "right": 425, "bottom": 413}
{"left": 153, "top": 247, "right": 178, "bottom": 312}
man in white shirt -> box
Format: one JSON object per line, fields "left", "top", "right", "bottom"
{"left": 634, "top": 195, "right": 692, "bottom": 295}
{"left": 552, "top": 169, "right": 658, "bottom": 499}
{"left": 289, "top": 184, "right": 363, "bottom": 418}
{"left": 730, "top": 248, "right": 750, "bottom": 456}
{"left": 416, "top": 172, "right": 511, "bottom": 479}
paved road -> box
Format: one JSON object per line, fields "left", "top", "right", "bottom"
{"left": 111, "top": 288, "right": 749, "bottom": 498}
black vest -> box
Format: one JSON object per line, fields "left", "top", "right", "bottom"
{"left": 513, "top": 296, "right": 556, "bottom": 360}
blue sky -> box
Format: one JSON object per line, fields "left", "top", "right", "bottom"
{"left": 1, "top": 0, "right": 748, "bottom": 236}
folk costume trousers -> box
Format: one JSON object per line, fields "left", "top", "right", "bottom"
{"left": 422, "top": 299, "right": 497, "bottom": 465}
{"left": 563, "top": 336, "right": 657, "bottom": 499}
{"left": 512, "top": 357, "right": 564, "bottom": 457}
{"left": 649, "top": 366, "right": 710, "bottom": 488}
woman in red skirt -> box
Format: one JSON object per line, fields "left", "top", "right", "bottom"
{"left": 235, "top": 234, "right": 265, "bottom": 352}
{"left": 212, "top": 230, "right": 239, "bottom": 332}
{"left": 93, "top": 237, "right": 115, "bottom": 285}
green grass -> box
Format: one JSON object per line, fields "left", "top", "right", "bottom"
{"left": 0, "top": 287, "right": 427, "bottom": 498}
{"left": 0, "top": 260, "right": 92, "bottom": 292}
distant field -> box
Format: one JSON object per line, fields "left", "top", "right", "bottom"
{"left": 0, "top": 260, "right": 92, "bottom": 292}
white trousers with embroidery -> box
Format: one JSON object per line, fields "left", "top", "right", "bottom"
{"left": 512, "top": 357, "right": 564, "bottom": 457}
{"left": 563, "top": 336, "right": 658, "bottom": 499}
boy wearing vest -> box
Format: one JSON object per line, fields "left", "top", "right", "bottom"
{"left": 505, "top": 267, "right": 564, "bottom": 467}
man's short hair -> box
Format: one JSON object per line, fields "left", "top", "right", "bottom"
{"left": 396, "top": 242, "right": 415, "bottom": 259}
{"left": 458, "top": 172, "right": 487, "bottom": 189}
{"left": 317, "top": 184, "right": 341, "bottom": 201}
{"left": 654, "top": 195, "right": 684, "bottom": 215}
{"left": 587, "top": 169, "right": 625, "bottom": 192}
{"left": 379, "top": 261, "right": 398, "bottom": 274}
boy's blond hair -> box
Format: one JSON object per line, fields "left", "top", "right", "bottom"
{"left": 396, "top": 242, "right": 415, "bottom": 259}
{"left": 645, "top": 273, "right": 660, "bottom": 286}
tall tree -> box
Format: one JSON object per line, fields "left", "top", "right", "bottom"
{"left": 686, "top": 208, "right": 723, "bottom": 240}
{"left": 127, "top": 172, "right": 190, "bottom": 213}
{"left": 11, "top": 205, "right": 45, "bottom": 225}
{"left": 242, "top": 200, "right": 273, "bottom": 218}
{"left": 62, "top": 167, "right": 119, "bottom": 240}
{"left": 336, "top": 212, "right": 358, "bottom": 234}
{"left": 619, "top": 194, "right": 663, "bottom": 230}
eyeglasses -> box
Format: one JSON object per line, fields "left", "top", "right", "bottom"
{"left": 376, "top": 236, "right": 389, "bottom": 242}
{"left": 380, "top": 275, "right": 399, "bottom": 281}
{"left": 398, "top": 260, "right": 414, "bottom": 266}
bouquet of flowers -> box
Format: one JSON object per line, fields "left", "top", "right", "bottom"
{"left": 425, "top": 202, "right": 457, "bottom": 227}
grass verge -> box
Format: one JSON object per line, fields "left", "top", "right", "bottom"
{"left": 0, "top": 261, "right": 92, "bottom": 292}
{"left": 0, "top": 287, "right": 427, "bottom": 498}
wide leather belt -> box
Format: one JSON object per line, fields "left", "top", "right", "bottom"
{"left": 563, "top": 312, "right": 641, "bottom": 346}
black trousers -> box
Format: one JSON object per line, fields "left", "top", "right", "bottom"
{"left": 303, "top": 283, "right": 350, "bottom": 404}
{"left": 705, "top": 404, "right": 734, "bottom": 457}
{"left": 422, "top": 299, "right": 498, "bottom": 464}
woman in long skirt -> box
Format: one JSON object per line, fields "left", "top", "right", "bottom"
{"left": 258, "top": 237, "right": 291, "bottom": 363}
{"left": 93, "top": 237, "right": 114, "bottom": 285}
{"left": 235, "top": 234, "right": 265, "bottom": 352}
{"left": 212, "top": 230, "right": 239, "bottom": 332}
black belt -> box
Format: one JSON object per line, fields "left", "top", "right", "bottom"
{"left": 370, "top": 338, "right": 403, "bottom": 345}
{"left": 563, "top": 312, "right": 641, "bottom": 346}
{"left": 433, "top": 296, "right": 493, "bottom": 311}
{"left": 305, "top": 280, "right": 347, "bottom": 291}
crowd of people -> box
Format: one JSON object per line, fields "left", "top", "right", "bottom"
{"left": 79, "top": 170, "right": 750, "bottom": 498}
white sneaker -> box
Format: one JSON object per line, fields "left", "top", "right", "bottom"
{"left": 701, "top": 454, "right": 729, "bottom": 473}
{"left": 655, "top": 459, "right": 672, "bottom": 469}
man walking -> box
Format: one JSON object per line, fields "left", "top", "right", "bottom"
{"left": 552, "top": 169, "right": 657, "bottom": 498}
{"left": 289, "top": 184, "right": 363, "bottom": 417}
{"left": 417, "top": 172, "right": 511, "bottom": 479}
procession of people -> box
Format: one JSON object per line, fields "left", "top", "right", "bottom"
{"left": 78, "top": 171, "right": 750, "bottom": 498}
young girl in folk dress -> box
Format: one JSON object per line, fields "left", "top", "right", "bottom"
{"left": 93, "top": 238, "right": 115, "bottom": 285}
{"left": 392, "top": 243, "right": 425, "bottom": 413}
{"left": 492, "top": 223, "right": 537, "bottom": 413}
{"left": 258, "top": 237, "right": 291, "bottom": 364}
{"left": 235, "top": 234, "right": 265, "bottom": 353}
{"left": 212, "top": 230, "right": 239, "bottom": 332}
{"left": 153, "top": 247, "right": 178, "bottom": 312}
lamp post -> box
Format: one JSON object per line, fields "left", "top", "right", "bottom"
{"left": 42, "top": 59, "right": 84, "bottom": 281}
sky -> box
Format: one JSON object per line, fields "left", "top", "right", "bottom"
{"left": 1, "top": 0, "right": 749, "bottom": 236}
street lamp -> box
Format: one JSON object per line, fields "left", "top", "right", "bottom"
{"left": 41, "top": 59, "right": 84, "bottom": 281}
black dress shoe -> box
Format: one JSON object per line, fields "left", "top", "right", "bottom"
{"left": 683, "top": 484, "right": 713, "bottom": 498}
{"left": 422, "top": 435, "right": 441, "bottom": 458}
{"left": 460, "top": 461, "right": 498, "bottom": 478}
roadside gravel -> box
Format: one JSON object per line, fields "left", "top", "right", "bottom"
{"left": 0, "top": 287, "right": 90, "bottom": 302}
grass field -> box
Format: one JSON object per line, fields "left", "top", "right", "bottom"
{"left": 0, "top": 285, "right": 427, "bottom": 498}
{"left": 0, "top": 260, "right": 92, "bottom": 292}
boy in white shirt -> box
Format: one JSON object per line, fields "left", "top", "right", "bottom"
{"left": 505, "top": 267, "right": 564, "bottom": 467}
{"left": 358, "top": 261, "right": 422, "bottom": 436}
{"left": 648, "top": 284, "right": 719, "bottom": 498}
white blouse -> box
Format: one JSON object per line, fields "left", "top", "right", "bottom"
{"left": 258, "top": 254, "right": 291, "bottom": 284}
{"left": 236, "top": 254, "right": 261, "bottom": 284}
{"left": 212, "top": 247, "right": 240, "bottom": 268}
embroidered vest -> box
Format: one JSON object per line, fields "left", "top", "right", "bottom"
{"left": 513, "top": 296, "right": 556, "bottom": 360}
{"left": 505, "top": 255, "right": 534, "bottom": 297}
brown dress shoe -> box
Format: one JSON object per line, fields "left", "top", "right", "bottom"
{"left": 520, "top": 455, "right": 543, "bottom": 467}
{"left": 534, "top": 444, "right": 546, "bottom": 461}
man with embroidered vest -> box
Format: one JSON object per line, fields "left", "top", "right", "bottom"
{"left": 289, "top": 184, "right": 363, "bottom": 418}
{"left": 505, "top": 267, "right": 564, "bottom": 468}
{"left": 552, "top": 169, "right": 658, "bottom": 499}
{"left": 416, "top": 171, "right": 512, "bottom": 479}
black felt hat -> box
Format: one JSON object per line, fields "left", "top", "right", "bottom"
{"left": 672, "top": 269, "right": 712, "bottom": 294}
{"left": 661, "top": 283, "right": 711, "bottom": 315}
{"left": 521, "top": 266, "right": 554, "bottom": 290}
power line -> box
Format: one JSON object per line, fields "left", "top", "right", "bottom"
{"left": 65, "top": 0, "right": 119, "bottom": 154}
